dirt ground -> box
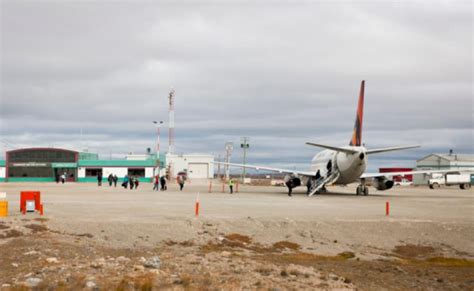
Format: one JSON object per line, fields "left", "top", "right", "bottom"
{"left": 0, "top": 182, "right": 473, "bottom": 290}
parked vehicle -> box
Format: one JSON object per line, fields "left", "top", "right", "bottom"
{"left": 394, "top": 178, "right": 413, "bottom": 186}
{"left": 429, "top": 173, "right": 472, "bottom": 190}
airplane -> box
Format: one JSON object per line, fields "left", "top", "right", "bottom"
{"left": 215, "top": 80, "right": 446, "bottom": 196}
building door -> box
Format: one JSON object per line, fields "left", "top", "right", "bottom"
{"left": 188, "top": 163, "right": 209, "bottom": 179}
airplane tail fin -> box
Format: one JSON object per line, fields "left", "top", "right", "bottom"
{"left": 349, "top": 80, "right": 365, "bottom": 146}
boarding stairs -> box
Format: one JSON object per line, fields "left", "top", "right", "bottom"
{"left": 307, "top": 171, "right": 340, "bottom": 197}
{"left": 307, "top": 157, "right": 340, "bottom": 197}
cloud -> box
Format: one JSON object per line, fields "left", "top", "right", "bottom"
{"left": 1, "top": 1, "right": 472, "bottom": 173}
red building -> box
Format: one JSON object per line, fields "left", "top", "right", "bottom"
{"left": 378, "top": 168, "right": 413, "bottom": 182}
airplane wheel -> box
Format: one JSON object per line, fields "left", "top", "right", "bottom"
{"left": 364, "top": 187, "right": 369, "bottom": 196}
{"left": 356, "top": 185, "right": 362, "bottom": 195}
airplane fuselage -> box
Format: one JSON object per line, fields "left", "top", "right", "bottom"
{"left": 309, "top": 146, "right": 367, "bottom": 185}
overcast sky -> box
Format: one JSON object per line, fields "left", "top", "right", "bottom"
{"left": 1, "top": 0, "right": 472, "bottom": 172}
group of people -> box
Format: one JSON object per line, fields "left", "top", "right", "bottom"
{"left": 152, "top": 175, "right": 168, "bottom": 191}
{"left": 121, "top": 175, "right": 140, "bottom": 189}
{"left": 55, "top": 172, "right": 68, "bottom": 184}
{"left": 94, "top": 172, "right": 187, "bottom": 191}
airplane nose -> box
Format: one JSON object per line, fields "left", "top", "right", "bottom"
{"left": 359, "top": 153, "right": 365, "bottom": 160}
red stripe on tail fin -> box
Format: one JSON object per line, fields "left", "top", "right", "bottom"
{"left": 349, "top": 80, "right": 365, "bottom": 146}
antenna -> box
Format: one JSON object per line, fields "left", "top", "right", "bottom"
{"left": 168, "top": 89, "right": 175, "bottom": 154}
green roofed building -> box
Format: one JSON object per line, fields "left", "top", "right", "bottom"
{"left": 0, "top": 148, "right": 166, "bottom": 183}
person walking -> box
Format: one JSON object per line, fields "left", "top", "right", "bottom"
{"left": 153, "top": 175, "right": 160, "bottom": 191}
{"left": 113, "top": 174, "right": 118, "bottom": 187}
{"left": 177, "top": 175, "right": 185, "bottom": 191}
{"left": 326, "top": 160, "right": 332, "bottom": 177}
{"left": 122, "top": 175, "right": 129, "bottom": 188}
{"left": 134, "top": 177, "right": 139, "bottom": 189}
{"left": 61, "top": 172, "right": 66, "bottom": 184}
{"left": 97, "top": 172, "right": 103, "bottom": 186}
{"left": 228, "top": 178, "right": 235, "bottom": 194}
{"left": 160, "top": 176, "right": 167, "bottom": 191}
{"left": 129, "top": 177, "right": 135, "bottom": 190}
{"left": 108, "top": 174, "right": 113, "bottom": 187}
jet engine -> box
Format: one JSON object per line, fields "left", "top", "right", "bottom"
{"left": 283, "top": 174, "right": 301, "bottom": 188}
{"left": 373, "top": 177, "right": 394, "bottom": 191}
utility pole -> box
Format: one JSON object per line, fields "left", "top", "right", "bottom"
{"left": 240, "top": 137, "right": 250, "bottom": 183}
{"left": 153, "top": 120, "right": 164, "bottom": 176}
{"left": 225, "top": 142, "right": 233, "bottom": 181}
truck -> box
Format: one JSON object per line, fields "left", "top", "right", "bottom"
{"left": 429, "top": 173, "right": 472, "bottom": 190}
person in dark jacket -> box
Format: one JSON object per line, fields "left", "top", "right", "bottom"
{"left": 113, "top": 174, "right": 118, "bottom": 187}
{"left": 177, "top": 175, "right": 185, "bottom": 191}
{"left": 122, "top": 175, "right": 129, "bottom": 188}
{"left": 160, "top": 176, "right": 167, "bottom": 191}
{"left": 97, "top": 172, "right": 103, "bottom": 186}
{"left": 108, "top": 174, "right": 113, "bottom": 186}
{"left": 129, "top": 177, "right": 134, "bottom": 190}
{"left": 134, "top": 177, "right": 139, "bottom": 189}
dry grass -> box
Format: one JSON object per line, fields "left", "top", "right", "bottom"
{"left": 24, "top": 224, "right": 48, "bottom": 232}
{"left": 393, "top": 244, "right": 436, "bottom": 259}
{"left": 272, "top": 241, "right": 300, "bottom": 251}
{"left": 337, "top": 251, "right": 356, "bottom": 260}
{"left": 225, "top": 233, "right": 252, "bottom": 244}
{"left": 0, "top": 229, "right": 23, "bottom": 238}
{"left": 425, "top": 257, "right": 474, "bottom": 267}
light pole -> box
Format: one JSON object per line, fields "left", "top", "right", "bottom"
{"left": 241, "top": 137, "right": 250, "bottom": 183}
{"left": 153, "top": 121, "right": 164, "bottom": 176}
{"left": 225, "top": 142, "right": 234, "bottom": 181}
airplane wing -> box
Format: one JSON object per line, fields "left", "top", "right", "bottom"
{"left": 361, "top": 169, "right": 459, "bottom": 179}
{"left": 212, "top": 161, "right": 315, "bottom": 177}
{"left": 366, "top": 145, "right": 420, "bottom": 155}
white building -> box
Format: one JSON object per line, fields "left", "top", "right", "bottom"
{"left": 414, "top": 153, "right": 474, "bottom": 185}
{"left": 166, "top": 153, "right": 214, "bottom": 179}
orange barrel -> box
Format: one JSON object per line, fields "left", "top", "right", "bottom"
{"left": 0, "top": 201, "right": 8, "bottom": 217}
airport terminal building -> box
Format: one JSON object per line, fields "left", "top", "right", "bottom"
{"left": 0, "top": 148, "right": 165, "bottom": 182}
{"left": 0, "top": 147, "right": 215, "bottom": 182}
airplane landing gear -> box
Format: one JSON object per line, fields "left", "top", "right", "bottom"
{"left": 356, "top": 178, "right": 368, "bottom": 196}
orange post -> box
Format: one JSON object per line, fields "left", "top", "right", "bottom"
{"left": 236, "top": 181, "right": 239, "bottom": 193}
{"left": 40, "top": 204, "right": 44, "bottom": 216}
{"left": 221, "top": 183, "right": 225, "bottom": 193}
{"left": 195, "top": 193, "right": 200, "bottom": 217}
{"left": 208, "top": 181, "right": 212, "bottom": 193}
{"left": 386, "top": 201, "right": 390, "bottom": 216}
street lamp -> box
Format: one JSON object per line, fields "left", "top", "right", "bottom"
{"left": 241, "top": 137, "right": 250, "bottom": 183}
{"left": 153, "top": 121, "right": 164, "bottom": 176}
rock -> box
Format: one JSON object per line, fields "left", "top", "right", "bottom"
{"left": 86, "top": 281, "right": 97, "bottom": 288}
{"left": 116, "top": 256, "right": 130, "bottom": 263}
{"left": 25, "top": 277, "right": 42, "bottom": 287}
{"left": 133, "top": 265, "right": 145, "bottom": 271}
{"left": 143, "top": 256, "right": 161, "bottom": 269}
{"left": 90, "top": 262, "right": 103, "bottom": 269}
{"left": 23, "top": 250, "right": 40, "bottom": 255}
{"left": 139, "top": 257, "right": 146, "bottom": 263}
{"left": 221, "top": 251, "right": 231, "bottom": 257}
{"left": 2, "top": 284, "right": 11, "bottom": 288}
{"left": 11, "top": 263, "right": 19, "bottom": 268}
{"left": 24, "top": 272, "right": 34, "bottom": 278}
{"left": 46, "top": 257, "right": 59, "bottom": 264}
{"left": 148, "top": 269, "right": 161, "bottom": 275}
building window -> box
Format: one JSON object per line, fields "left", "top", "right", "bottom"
{"left": 128, "top": 168, "right": 145, "bottom": 177}
{"left": 86, "top": 168, "right": 102, "bottom": 177}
